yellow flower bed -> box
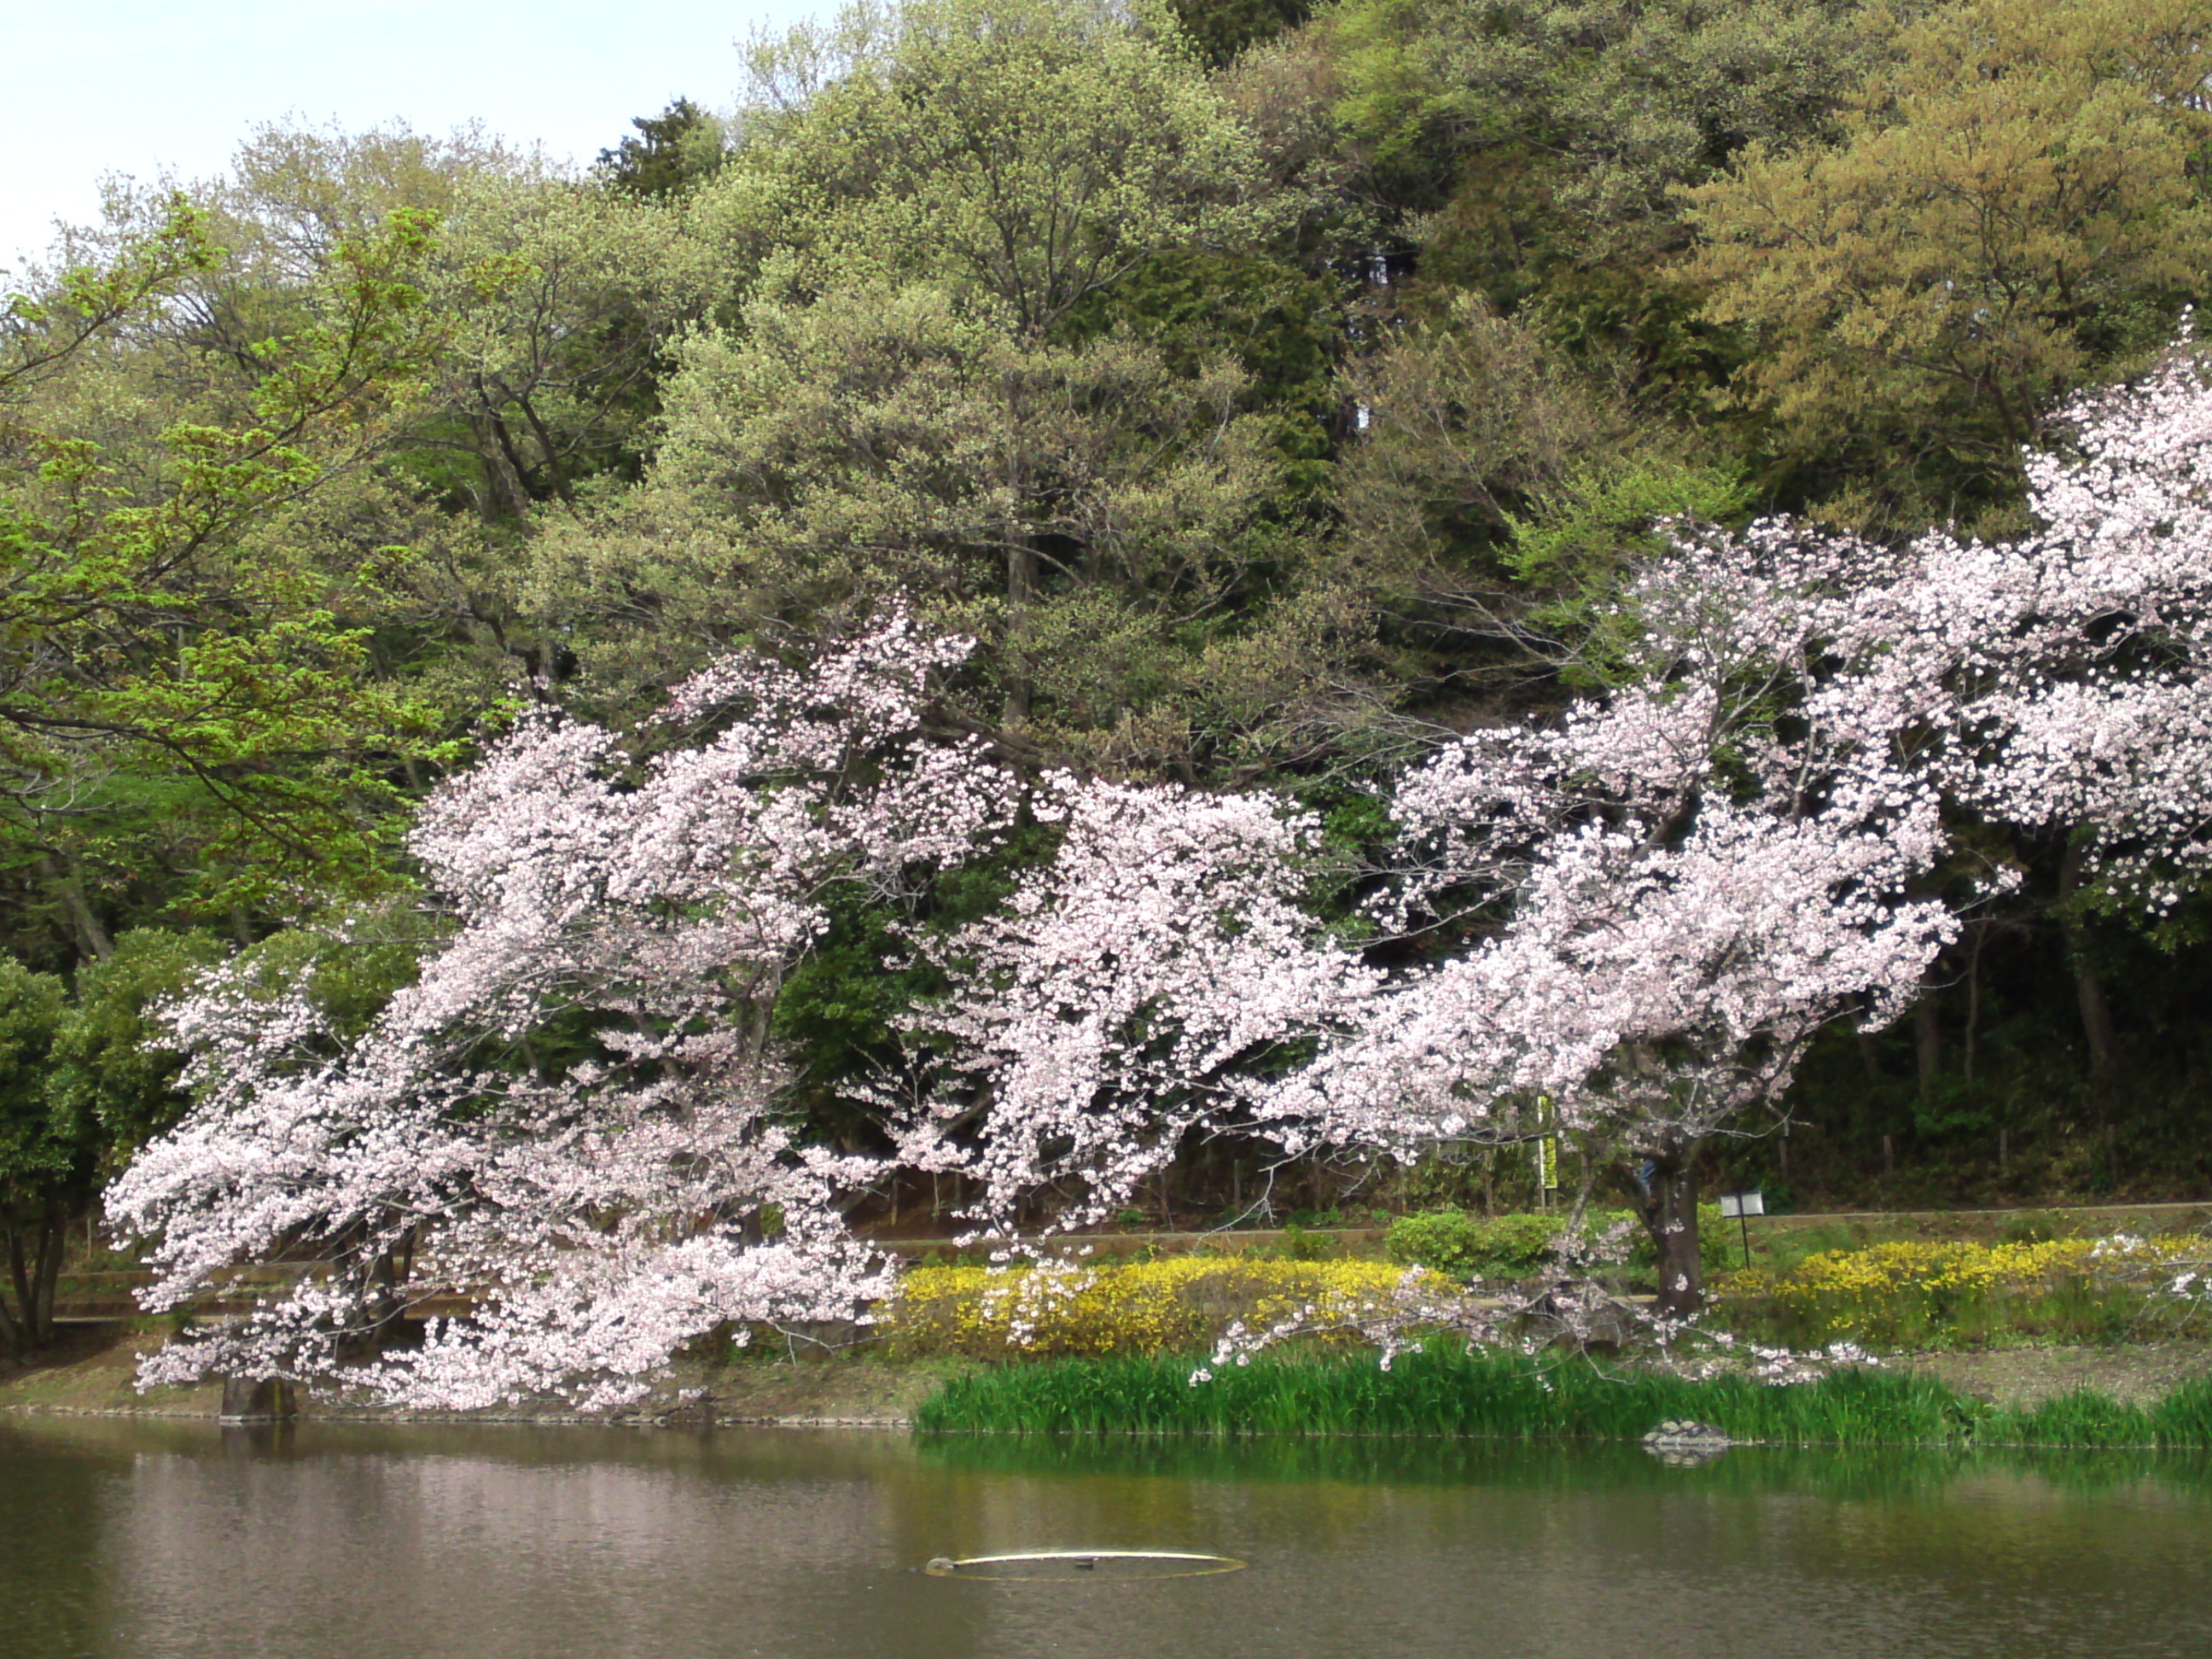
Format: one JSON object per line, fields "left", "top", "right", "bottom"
{"left": 1716, "top": 1235, "right": 2192, "bottom": 1343}
{"left": 882, "top": 1256, "right": 1444, "bottom": 1359}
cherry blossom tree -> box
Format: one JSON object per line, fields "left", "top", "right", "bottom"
{"left": 899, "top": 773, "right": 1376, "bottom": 1236}
{"left": 915, "top": 534, "right": 1959, "bottom": 1314}
{"left": 107, "top": 612, "right": 1015, "bottom": 1409}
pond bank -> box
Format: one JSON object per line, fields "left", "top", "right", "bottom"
{"left": 0, "top": 1325, "right": 963, "bottom": 1427}
{"left": 8, "top": 1323, "right": 2211, "bottom": 1441}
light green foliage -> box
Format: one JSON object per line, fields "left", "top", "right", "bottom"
{"left": 526, "top": 0, "right": 1366, "bottom": 776}
{"left": 1687, "top": 0, "right": 2212, "bottom": 525}
{"left": 1334, "top": 289, "right": 1727, "bottom": 672}
{"left": 703, "top": 0, "right": 1283, "bottom": 338}
{"left": 206, "top": 123, "right": 719, "bottom": 517}
{"left": 1324, "top": 0, "right": 1882, "bottom": 258}
{"left": 0, "top": 206, "right": 457, "bottom": 930}
{"left": 1313, "top": 0, "right": 1888, "bottom": 445}
{"left": 1, "top": 194, "right": 218, "bottom": 403}
{"left": 410, "top": 160, "right": 718, "bottom": 514}
{"left": 916, "top": 1345, "right": 1989, "bottom": 1442}
{"left": 1507, "top": 457, "right": 1749, "bottom": 593}
{"left": 533, "top": 279, "right": 1367, "bottom": 775}
{"left": 1506, "top": 456, "right": 1751, "bottom": 678}
{"left": 1340, "top": 294, "right": 1635, "bottom": 585}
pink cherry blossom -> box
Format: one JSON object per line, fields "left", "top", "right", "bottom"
{"left": 109, "top": 609, "right": 1015, "bottom": 1408}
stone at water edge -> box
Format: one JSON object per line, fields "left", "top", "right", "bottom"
{"left": 1641, "top": 1419, "right": 1732, "bottom": 1465}
{"left": 1641, "top": 1418, "right": 1731, "bottom": 1448}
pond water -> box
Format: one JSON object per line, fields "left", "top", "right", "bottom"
{"left": 4, "top": 1416, "right": 2210, "bottom": 1659}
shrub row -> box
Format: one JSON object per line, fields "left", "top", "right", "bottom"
{"left": 1715, "top": 1235, "right": 2195, "bottom": 1348}
{"left": 1383, "top": 1204, "right": 1737, "bottom": 1285}
{"left": 881, "top": 1257, "right": 1443, "bottom": 1359}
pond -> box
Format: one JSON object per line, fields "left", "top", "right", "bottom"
{"left": 3, "top": 1416, "right": 2209, "bottom": 1658}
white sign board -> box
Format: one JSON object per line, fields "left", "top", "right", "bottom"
{"left": 1719, "top": 1192, "right": 1765, "bottom": 1219}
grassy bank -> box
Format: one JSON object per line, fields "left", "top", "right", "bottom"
{"left": 914, "top": 1345, "right": 2212, "bottom": 1449}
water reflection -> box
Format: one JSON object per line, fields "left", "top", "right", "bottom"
{"left": 3, "top": 1417, "right": 2209, "bottom": 1659}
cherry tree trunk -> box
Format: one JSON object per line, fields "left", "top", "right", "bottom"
{"left": 2057, "top": 839, "right": 2118, "bottom": 1081}
{"left": 1631, "top": 1141, "right": 1705, "bottom": 1318}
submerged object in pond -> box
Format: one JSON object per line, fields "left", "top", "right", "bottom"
{"left": 923, "top": 1550, "right": 1245, "bottom": 1580}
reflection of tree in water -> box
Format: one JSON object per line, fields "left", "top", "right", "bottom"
{"left": 915, "top": 1429, "right": 2212, "bottom": 1508}
{"left": 0, "top": 1424, "right": 119, "bottom": 1657}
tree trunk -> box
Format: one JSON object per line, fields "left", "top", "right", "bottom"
{"left": 2056, "top": 840, "right": 2117, "bottom": 1081}
{"left": 1002, "top": 538, "right": 1037, "bottom": 727}
{"left": 1913, "top": 994, "right": 1942, "bottom": 1100}
{"left": 37, "top": 855, "right": 112, "bottom": 963}
{"left": 1629, "top": 1138, "right": 1704, "bottom": 1318}
{"left": 999, "top": 370, "right": 1036, "bottom": 730}
{"left": 3, "top": 1219, "right": 63, "bottom": 1348}
{"left": 34, "top": 1225, "right": 61, "bottom": 1344}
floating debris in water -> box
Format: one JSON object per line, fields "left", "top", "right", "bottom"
{"left": 923, "top": 1551, "right": 1246, "bottom": 1580}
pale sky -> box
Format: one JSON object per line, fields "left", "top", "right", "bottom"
{"left": 2, "top": 1, "right": 826, "bottom": 272}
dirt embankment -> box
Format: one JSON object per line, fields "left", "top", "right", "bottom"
{"left": 1908, "top": 1342, "right": 2212, "bottom": 1409}
{"left": 0, "top": 1326, "right": 969, "bottom": 1428}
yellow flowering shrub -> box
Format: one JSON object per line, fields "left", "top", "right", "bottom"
{"left": 881, "top": 1256, "right": 1447, "bottom": 1359}
{"left": 1716, "top": 1235, "right": 2192, "bottom": 1346}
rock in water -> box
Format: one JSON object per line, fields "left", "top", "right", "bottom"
{"left": 1641, "top": 1419, "right": 1732, "bottom": 1465}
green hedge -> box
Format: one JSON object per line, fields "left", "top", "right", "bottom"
{"left": 1384, "top": 1205, "right": 1737, "bottom": 1285}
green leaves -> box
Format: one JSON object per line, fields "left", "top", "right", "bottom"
{"left": 1686, "top": 0, "right": 2212, "bottom": 528}
{"left": 0, "top": 207, "right": 457, "bottom": 923}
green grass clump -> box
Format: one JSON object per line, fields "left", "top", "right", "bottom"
{"left": 915, "top": 1346, "right": 1969, "bottom": 1443}
{"left": 914, "top": 1346, "right": 2212, "bottom": 1450}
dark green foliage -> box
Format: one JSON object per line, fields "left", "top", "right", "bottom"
{"left": 1384, "top": 1204, "right": 1736, "bottom": 1285}
{"left": 45, "top": 930, "right": 224, "bottom": 1164}
{"left": 1065, "top": 248, "right": 1346, "bottom": 503}
{"left": 0, "top": 931, "right": 237, "bottom": 1350}
{"left": 1165, "top": 0, "right": 1313, "bottom": 67}
{"left": 597, "top": 99, "right": 725, "bottom": 199}
{"left": 0, "top": 958, "right": 73, "bottom": 1352}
